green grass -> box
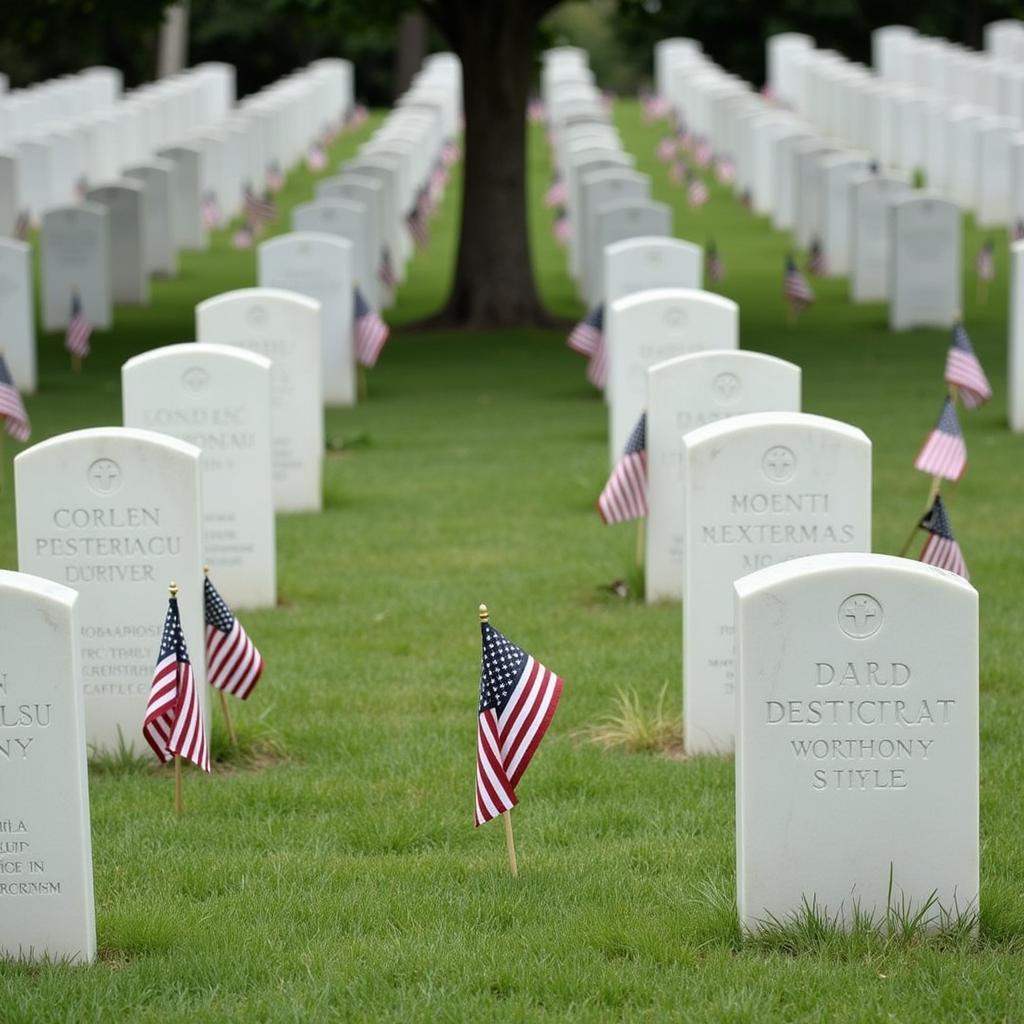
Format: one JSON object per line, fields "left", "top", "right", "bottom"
{"left": 2, "top": 101, "right": 1024, "bottom": 1022}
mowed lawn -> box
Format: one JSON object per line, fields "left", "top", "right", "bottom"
{"left": 1, "top": 100, "right": 1024, "bottom": 1022}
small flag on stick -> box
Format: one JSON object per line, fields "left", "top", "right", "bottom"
{"left": 945, "top": 322, "right": 991, "bottom": 410}
{"left": 686, "top": 170, "right": 709, "bottom": 208}
{"left": 784, "top": 254, "right": 814, "bottom": 315}
{"left": 0, "top": 353, "right": 31, "bottom": 443}
{"left": 586, "top": 338, "right": 607, "bottom": 389}
{"left": 706, "top": 241, "right": 725, "bottom": 284}
{"left": 354, "top": 288, "right": 390, "bottom": 368}
{"left": 204, "top": 573, "right": 264, "bottom": 701}
{"left": 597, "top": 414, "right": 647, "bottom": 524}
{"left": 65, "top": 291, "right": 92, "bottom": 365}
{"left": 807, "top": 238, "right": 826, "bottom": 276}
{"left": 306, "top": 141, "right": 327, "bottom": 171}
{"left": 567, "top": 305, "right": 603, "bottom": 358}
{"left": 475, "top": 603, "right": 564, "bottom": 883}
{"left": 143, "top": 583, "right": 211, "bottom": 815}
{"left": 544, "top": 175, "right": 568, "bottom": 208}
{"left": 918, "top": 495, "right": 969, "bottom": 579}
{"left": 914, "top": 397, "right": 967, "bottom": 482}
{"left": 379, "top": 249, "right": 397, "bottom": 290}
{"left": 976, "top": 239, "right": 995, "bottom": 303}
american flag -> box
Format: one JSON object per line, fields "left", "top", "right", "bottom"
{"left": 677, "top": 128, "right": 693, "bottom": 154}
{"left": 429, "top": 165, "right": 447, "bottom": 209}
{"left": 914, "top": 396, "right": 967, "bottom": 481}
{"left": 1013, "top": 220, "right": 1024, "bottom": 243}
{"left": 65, "top": 292, "right": 92, "bottom": 358}
{"left": 761, "top": 84, "right": 776, "bottom": 102}
{"left": 354, "top": 288, "right": 390, "bottom": 368}
{"left": 201, "top": 191, "right": 222, "bottom": 230}
{"left": 715, "top": 157, "right": 736, "bottom": 185}
{"left": 806, "top": 238, "right": 826, "bottom": 276}
{"left": 669, "top": 159, "right": 685, "bottom": 185}
{"left": 528, "top": 98, "right": 546, "bottom": 124}
{"left": 475, "top": 616, "right": 563, "bottom": 827}
{"left": 232, "top": 223, "right": 254, "bottom": 249}
{"left": 306, "top": 141, "right": 327, "bottom": 172}
{"left": 687, "top": 171, "right": 709, "bottom": 208}
{"left": 657, "top": 136, "right": 677, "bottom": 163}
{"left": 567, "top": 305, "right": 603, "bottom": 358}
{"left": 544, "top": 175, "right": 568, "bottom": 208}
{"left": 441, "top": 141, "right": 460, "bottom": 167}
{"left": 0, "top": 354, "right": 30, "bottom": 442}
{"left": 245, "top": 186, "right": 276, "bottom": 229}
{"left": 784, "top": 255, "right": 814, "bottom": 311}
{"left": 379, "top": 248, "right": 397, "bottom": 289}
{"left": 694, "top": 139, "right": 713, "bottom": 168}
{"left": 586, "top": 338, "right": 607, "bottom": 389}
{"left": 740, "top": 189, "right": 752, "bottom": 210}
{"left": 143, "top": 593, "right": 210, "bottom": 772}
{"left": 976, "top": 240, "right": 995, "bottom": 281}
{"left": 945, "top": 322, "right": 991, "bottom": 409}
{"left": 14, "top": 210, "right": 30, "bottom": 241}
{"left": 407, "top": 195, "right": 430, "bottom": 247}
{"left": 706, "top": 241, "right": 725, "bottom": 283}
{"left": 553, "top": 209, "right": 570, "bottom": 247}
{"left": 205, "top": 575, "right": 264, "bottom": 700}
{"left": 266, "top": 161, "right": 284, "bottom": 193}
{"left": 598, "top": 414, "right": 647, "bottom": 523}
{"left": 918, "top": 495, "right": 969, "bottom": 580}
{"left": 642, "top": 94, "right": 671, "bottom": 122}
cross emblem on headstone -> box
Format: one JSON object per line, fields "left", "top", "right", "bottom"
{"left": 845, "top": 598, "right": 875, "bottom": 631}
{"left": 713, "top": 372, "right": 740, "bottom": 402}
{"left": 762, "top": 446, "right": 795, "bottom": 482}
{"left": 838, "top": 594, "right": 883, "bottom": 639}
{"left": 88, "top": 458, "right": 121, "bottom": 494}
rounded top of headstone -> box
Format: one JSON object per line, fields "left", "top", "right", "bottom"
{"left": 681, "top": 410, "right": 869, "bottom": 454}
{"left": 195, "top": 287, "right": 322, "bottom": 316}
{"left": 122, "top": 342, "right": 272, "bottom": 374}
{"left": 611, "top": 285, "right": 737, "bottom": 316}
{"left": 13, "top": 426, "right": 202, "bottom": 467}
{"left": 0, "top": 569, "right": 79, "bottom": 609}
{"left": 734, "top": 551, "right": 977, "bottom": 602}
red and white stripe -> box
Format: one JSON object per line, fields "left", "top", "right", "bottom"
{"left": 355, "top": 311, "right": 390, "bottom": 368}
{"left": 475, "top": 656, "right": 563, "bottom": 827}
{"left": 544, "top": 179, "right": 568, "bottom": 208}
{"left": 688, "top": 178, "right": 709, "bottom": 207}
{"left": 914, "top": 430, "right": 967, "bottom": 481}
{"left": 143, "top": 655, "right": 210, "bottom": 772}
{"left": 597, "top": 451, "right": 647, "bottom": 524}
{"left": 920, "top": 534, "right": 969, "bottom": 579}
{"left": 206, "top": 619, "right": 264, "bottom": 700}
{"left": 66, "top": 313, "right": 92, "bottom": 358}
{"left": 586, "top": 338, "right": 607, "bottom": 389}
{"left": 946, "top": 351, "right": 991, "bottom": 409}
{"left": 567, "top": 320, "right": 601, "bottom": 358}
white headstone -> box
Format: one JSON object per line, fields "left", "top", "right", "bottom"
{"left": 819, "top": 154, "right": 873, "bottom": 277}
{"left": 735, "top": 553, "right": 978, "bottom": 931}
{"left": 122, "top": 344, "right": 276, "bottom": 609}
{"left": 292, "top": 198, "right": 375, "bottom": 314}
{"left": 0, "top": 570, "right": 95, "bottom": 964}
{"left": 682, "top": 412, "right": 872, "bottom": 755}
{"left": 156, "top": 146, "right": 206, "bottom": 251}
{"left": 645, "top": 352, "right": 801, "bottom": 603}
{"left": 607, "top": 288, "right": 738, "bottom": 465}
{"left": 592, "top": 199, "right": 672, "bottom": 305}
{"left": 258, "top": 233, "right": 355, "bottom": 408}
{"left": 849, "top": 176, "right": 912, "bottom": 304}
{"left": 0, "top": 240, "right": 36, "bottom": 393}
{"left": 40, "top": 205, "right": 113, "bottom": 331}
{"left": 604, "top": 236, "right": 702, "bottom": 306}
{"left": 85, "top": 183, "right": 148, "bottom": 305}
{"left": 1009, "top": 240, "right": 1024, "bottom": 432}
{"left": 889, "top": 195, "right": 962, "bottom": 330}
{"left": 195, "top": 288, "right": 323, "bottom": 513}
{"left": 124, "top": 161, "right": 177, "bottom": 278}
{"left": 14, "top": 428, "right": 208, "bottom": 752}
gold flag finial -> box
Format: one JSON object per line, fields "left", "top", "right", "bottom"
{"left": 169, "top": 581, "right": 179, "bottom": 597}
{"left": 479, "top": 604, "right": 489, "bottom": 623}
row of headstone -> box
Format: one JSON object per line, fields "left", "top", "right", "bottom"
{"left": 656, "top": 39, "right": 964, "bottom": 330}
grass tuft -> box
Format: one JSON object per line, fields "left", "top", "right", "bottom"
{"left": 208, "top": 703, "right": 288, "bottom": 771}
{"left": 575, "top": 685, "right": 682, "bottom": 755}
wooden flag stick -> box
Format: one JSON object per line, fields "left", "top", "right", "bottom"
{"left": 0, "top": 430, "right": 6, "bottom": 494}
{"left": 898, "top": 520, "right": 921, "bottom": 558}
{"left": 174, "top": 755, "right": 184, "bottom": 815}
{"left": 71, "top": 354, "right": 81, "bottom": 375}
{"left": 635, "top": 518, "right": 646, "bottom": 569}
{"left": 219, "top": 689, "right": 238, "bottom": 748}
{"left": 503, "top": 810, "right": 519, "bottom": 878}
{"left": 479, "top": 602, "right": 519, "bottom": 879}
{"left": 358, "top": 364, "right": 368, "bottom": 401}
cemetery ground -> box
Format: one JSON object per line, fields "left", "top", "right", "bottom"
{"left": 1, "top": 104, "right": 1024, "bottom": 1023}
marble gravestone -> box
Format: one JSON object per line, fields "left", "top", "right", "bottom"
{"left": 122, "top": 344, "right": 276, "bottom": 609}
{"left": 604, "top": 237, "right": 702, "bottom": 307}
{"left": 681, "top": 413, "right": 871, "bottom": 756}
{"left": 0, "top": 240, "right": 36, "bottom": 394}
{"left": 14, "top": 428, "right": 208, "bottom": 753}
{"left": 735, "top": 553, "right": 978, "bottom": 932}
{"left": 591, "top": 199, "right": 673, "bottom": 307}
{"left": 819, "top": 154, "right": 873, "bottom": 278}
{"left": 312, "top": 177, "right": 386, "bottom": 307}
{"left": 1010, "top": 241, "right": 1024, "bottom": 433}
{"left": 606, "top": 288, "right": 738, "bottom": 466}
{"left": 124, "top": 161, "right": 177, "bottom": 278}
{"left": 85, "top": 183, "right": 149, "bottom": 305}
{"left": 292, "top": 198, "right": 376, "bottom": 314}
{"left": 849, "top": 176, "right": 911, "bottom": 304}
{"left": 645, "top": 352, "right": 801, "bottom": 604}
{"left": 0, "top": 571, "right": 95, "bottom": 964}
{"left": 258, "top": 233, "right": 355, "bottom": 408}
{"left": 0, "top": 152, "right": 16, "bottom": 239}
{"left": 156, "top": 146, "right": 206, "bottom": 251}
{"left": 195, "top": 288, "right": 324, "bottom": 513}
{"left": 889, "top": 195, "right": 962, "bottom": 330}
{"left": 40, "top": 205, "right": 113, "bottom": 331}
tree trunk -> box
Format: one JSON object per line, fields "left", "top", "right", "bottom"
{"left": 394, "top": 12, "right": 429, "bottom": 100}
{"left": 425, "top": 0, "right": 562, "bottom": 329}
{"left": 157, "top": 3, "right": 189, "bottom": 79}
